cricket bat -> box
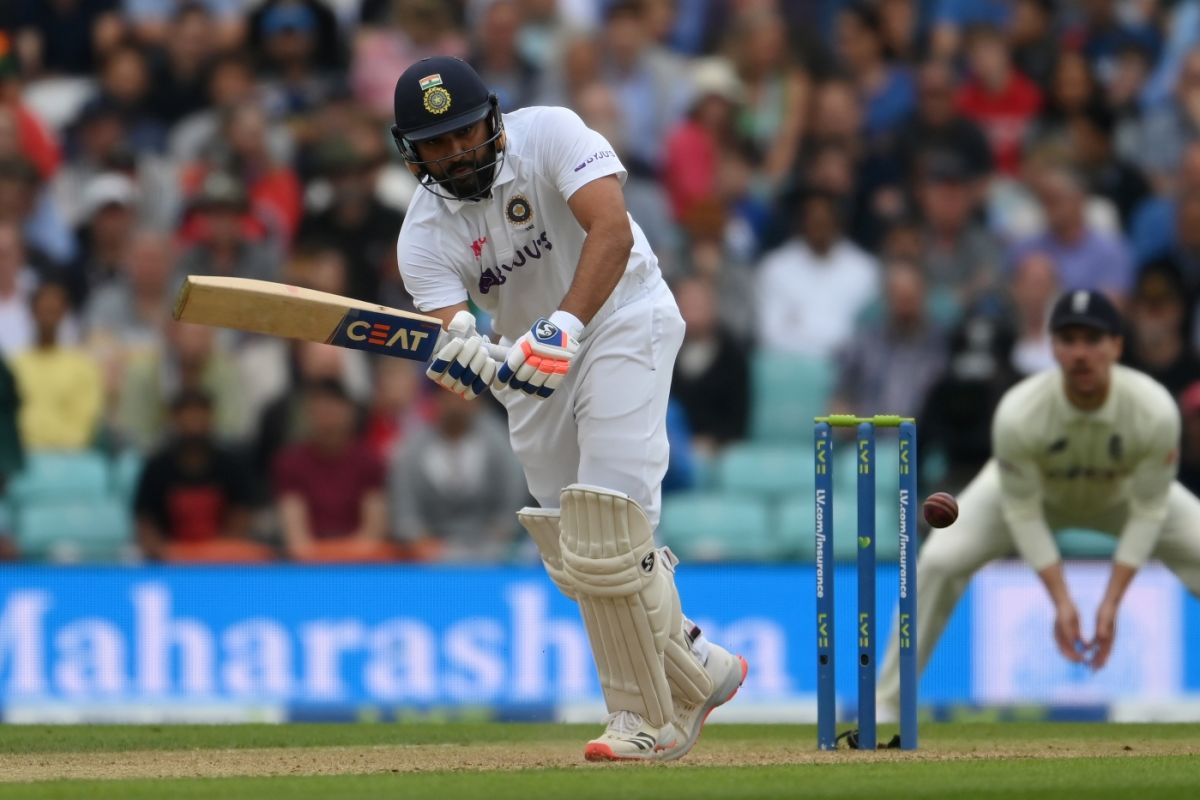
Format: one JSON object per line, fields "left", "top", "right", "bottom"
{"left": 173, "top": 275, "right": 507, "bottom": 362}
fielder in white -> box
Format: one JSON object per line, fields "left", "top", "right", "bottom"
{"left": 389, "top": 56, "right": 747, "bottom": 761}
{"left": 879, "top": 289, "right": 1200, "bottom": 712}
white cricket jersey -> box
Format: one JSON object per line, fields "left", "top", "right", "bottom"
{"left": 397, "top": 106, "right": 659, "bottom": 341}
{"left": 992, "top": 364, "right": 1181, "bottom": 569}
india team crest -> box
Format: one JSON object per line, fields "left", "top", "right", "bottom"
{"left": 505, "top": 194, "right": 533, "bottom": 226}
{"left": 423, "top": 86, "right": 452, "bottom": 115}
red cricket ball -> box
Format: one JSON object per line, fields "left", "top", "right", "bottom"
{"left": 922, "top": 492, "right": 959, "bottom": 528}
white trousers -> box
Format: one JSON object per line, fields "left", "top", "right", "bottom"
{"left": 498, "top": 276, "right": 684, "bottom": 528}
{"left": 878, "top": 459, "right": 1200, "bottom": 708}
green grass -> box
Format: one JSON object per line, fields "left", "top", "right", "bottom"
{"left": 0, "top": 721, "right": 568, "bottom": 754}
{"left": 2, "top": 722, "right": 1198, "bottom": 799}
{"left": 5, "top": 721, "right": 1198, "bottom": 754}
{"left": 5, "top": 758, "right": 1200, "bottom": 800}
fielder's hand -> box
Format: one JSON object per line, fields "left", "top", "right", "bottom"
{"left": 494, "top": 316, "right": 579, "bottom": 398}
{"left": 1088, "top": 601, "right": 1118, "bottom": 671}
{"left": 1053, "top": 600, "right": 1087, "bottom": 664}
{"left": 426, "top": 310, "right": 499, "bottom": 400}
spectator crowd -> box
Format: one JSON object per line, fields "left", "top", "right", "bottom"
{"left": 4, "top": 0, "right": 1200, "bottom": 562}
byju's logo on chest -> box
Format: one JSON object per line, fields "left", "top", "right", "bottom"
{"left": 478, "top": 231, "right": 554, "bottom": 294}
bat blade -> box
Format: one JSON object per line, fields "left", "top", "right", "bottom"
{"left": 173, "top": 275, "right": 447, "bottom": 362}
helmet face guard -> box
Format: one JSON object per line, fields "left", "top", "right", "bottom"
{"left": 391, "top": 95, "right": 506, "bottom": 202}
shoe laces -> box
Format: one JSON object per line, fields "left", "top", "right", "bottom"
{"left": 603, "top": 709, "right": 645, "bottom": 735}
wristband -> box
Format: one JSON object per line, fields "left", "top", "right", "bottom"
{"left": 548, "top": 309, "right": 585, "bottom": 341}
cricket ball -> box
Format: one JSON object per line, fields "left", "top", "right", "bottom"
{"left": 922, "top": 492, "right": 959, "bottom": 528}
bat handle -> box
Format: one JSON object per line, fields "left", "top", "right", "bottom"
{"left": 484, "top": 341, "right": 510, "bottom": 361}
{"left": 433, "top": 330, "right": 509, "bottom": 363}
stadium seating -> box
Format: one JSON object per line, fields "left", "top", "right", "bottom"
{"left": 776, "top": 495, "right": 813, "bottom": 560}
{"left": 3, "top": 450, "right": 147, "bottom": 561}
{"left": 749, "top": 353, "right": 833, "bottom": 441}
{"left": 658, "top": 491, "right": 776, "bottom": 561}
{"left": 110, "top": 450, "right": 144, "bottom": 504}
{"left": 715, "top": 442, "right": 812, "bottom": 499}
{"left": 7, "top": 452, "right": 111, "bottom": 505}
{"left": 691, "top": 453, "right": 717, "bottom": 491}
{"left": 15, "top": 498, "right": 133, "bottom": 562}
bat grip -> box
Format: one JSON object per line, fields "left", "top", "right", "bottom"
{"left": 435, "top": 328, "right": 509, "bottom": 362}
{"left": 484, "top": 341, "right": 510, "bottom": 361}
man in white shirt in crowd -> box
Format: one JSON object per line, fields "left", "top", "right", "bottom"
{"left": 755, "top": 188, "right": 879, "bottom": 359}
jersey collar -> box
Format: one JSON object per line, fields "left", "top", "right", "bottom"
{"left": 1054, "top": 367, "right": 1119, "bottom": 425}
{"left": 438, "top": 155, "right": 517, "bottom": 214}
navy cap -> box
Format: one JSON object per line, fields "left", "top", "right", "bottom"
{"left": 393, "top": 56, "right": 493, "bottom": 142}
{"left": 1049, "top": 289, "right": 1123, "bottom": 335}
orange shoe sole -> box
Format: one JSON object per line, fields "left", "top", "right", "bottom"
{"left": 658, "top": 655, "right": 749, "bottom": 762}
{"left": 583, "top": 736, "right": 676, "bottom": 762}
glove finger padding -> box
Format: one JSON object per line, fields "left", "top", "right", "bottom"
{"left": 430, "top": 333, "right": 498, "bottom": 400}
{"left": 447, "top": 309, "right": 479, "bottom": 339}
{"left": 518, "top": 362, "right": 549, "bottom": 395}
{"left": 427, "top": 337, "right": 464, "bottom": 382}
{"left": 496, "top": 347, "right": 528, "bottom": 389}
{"left": 448, "top": 335, "right": 480, "bottom": 379}
{"left": 462, "top": 342, "right": 496, "bottom": 399}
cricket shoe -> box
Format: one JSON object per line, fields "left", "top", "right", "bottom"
{"left": 583, "top": 710, "right": 679, "bottom": 762}
{"left": 659, "top": 643, "right": 749, "bottom": 762}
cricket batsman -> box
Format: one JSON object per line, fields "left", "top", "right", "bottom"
{"left": 389, "top": 56, "right": 747, "bottom": 761}
{"left": 879, "top": 289, "right": 1200, "bottom": 713}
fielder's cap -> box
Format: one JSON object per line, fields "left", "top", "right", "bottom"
{"left": 1049, "top": 289, "right": 1122, "bottom": 336}
{"left": 393, "top": 56, "right": 492, "bottom": 143}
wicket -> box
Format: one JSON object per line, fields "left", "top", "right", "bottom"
{"left": 814, "top": 415, "right": 918, "bottom": 751}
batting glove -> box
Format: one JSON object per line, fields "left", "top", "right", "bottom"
{"left": 494, "top": 314, "right": 580, "bottom": 399}
{"left": 426, "top": 310, "right": 499, "bottom": 400}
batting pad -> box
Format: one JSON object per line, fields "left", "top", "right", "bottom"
{"left": 519, "top": 507, "right": 712, "bottom": 708}
{"left": 516, "top": 507, "right": 576, "bottom": 599}
{"left": 560, "top": 484, "right": 677, "bottom": 727}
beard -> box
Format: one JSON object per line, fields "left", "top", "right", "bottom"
{"left": 428, "top": 145, "right": 498, "bottom": 200}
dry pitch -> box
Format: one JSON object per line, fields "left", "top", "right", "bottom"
{"left": 1, "top": 722, "right": 1198, "bottom": 799}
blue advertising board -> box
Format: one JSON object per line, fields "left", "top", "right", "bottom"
{"left": 0, "top": 563, "right": 1195, "bottom": 722}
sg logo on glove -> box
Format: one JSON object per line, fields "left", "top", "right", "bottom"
{"left": 496, "top": 317, "right": 579, "bottom": 399}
